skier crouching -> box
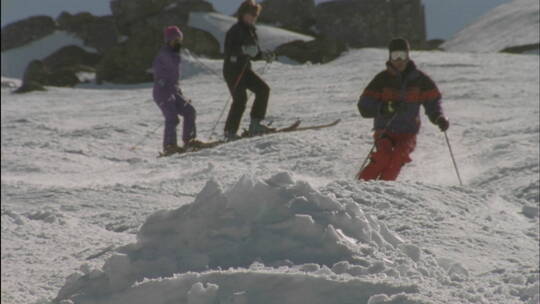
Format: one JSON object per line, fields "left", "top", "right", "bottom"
{"left": 357, "top": 38, "right": 450, "bottom": 181}
{"left": 223, "top": 0, "right": 276, "bottom": 140}
{"left": 152, "top": 26, "right": 206, "bottom": 155}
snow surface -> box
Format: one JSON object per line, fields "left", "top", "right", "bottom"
{"left": 442, "top": 0, "right": 540, "bottom": 53}
{"left": 1, "top": 49, "right": 539, "bottom": 304}
{"left": 1, "top": 31, "right": 98, "bottom": 79}
{"left": 188, "top": 12, "right": 314, "bottom": 53}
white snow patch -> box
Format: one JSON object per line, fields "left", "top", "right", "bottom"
{"left": 442, "top": 0, "right": 540, "bottom": 53}
{"left": 188, "top": 12, "right": 314, "bottom": 53}
{"left": 1, "top": 31, "right": 98, "bottom": 79}
{"left": 54, "top": 173, "right": 452, "bottom": 303}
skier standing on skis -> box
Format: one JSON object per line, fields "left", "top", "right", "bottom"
{"left": 223, "top": 0, "right": 276, "bottom": 140}
{"left": 357, "top": 38, "right": 450, "bottom": 181}
{"left": 152, "top": 26, "right": 205, "bottom": 155}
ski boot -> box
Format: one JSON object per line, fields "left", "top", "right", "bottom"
{"left": 248, "top": 119, "right": 275, "bottom": 136}
{"left": 161, "top": 144, "right": 185, "bottom": 157}
{"left": 224, "top": 131, "right": 241, "bottom": 142}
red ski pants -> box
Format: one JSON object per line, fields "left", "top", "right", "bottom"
{"left": 358, "top": 131, "right": 417, "bottom": 181}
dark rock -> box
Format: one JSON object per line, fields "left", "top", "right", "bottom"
{"left": 16, "top": 46, "right": 101, "bottom": 93}
{"left": 182, "top": 26, "right": 221, "bottom": 58}
{"left": 110, "top": 0, "right": 214, "bottom": 35}
{"left": 96, "top": 27, "right": 162, "bottom": 84}
{"left": 259, "top": 0, "right": 317, "bottom": 35}
{"left": 43, "top": 45, "right": 102, "bottom": 70}
{"left": 1, "top": 16, "right": 57, "bottom": 51}
{"left": 16, "top": 60, "right": 50, "bottom": 93}
{"left": 501, "top": 43, "right": 540, "bottom": 54}
{"left": 315, "top": 0, "right": 426, "bottom": 48}
{"left": 98, "top": 2, "right": 220, "bottom": 85}
{"left": 57, "top": 12, "right": 120, "bottom": 53}
{"left": 423, "top": 39, "right": 445, "bottom": 50}
{"left": 275, "top": 37, "right": 347, "bottom": 64}
{"left": 15, "top": 81, "right": 47, "bottom": 93}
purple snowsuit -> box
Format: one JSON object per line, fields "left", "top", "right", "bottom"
{"left": 152, "top": 45, "right": 196, "bottom": 147}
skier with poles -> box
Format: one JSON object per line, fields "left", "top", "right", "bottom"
{"left": 356, "top": 38, "right": 450, "bottom": 181}
{"left": 152, "top": 26, "right": 208, "bottom": 156}
{"left": 223, "top": 0, "right": 276, "bottom": 140}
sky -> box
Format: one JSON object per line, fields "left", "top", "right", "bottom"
{"left": 1, "top": 0, "right": 512, "bottom": 40}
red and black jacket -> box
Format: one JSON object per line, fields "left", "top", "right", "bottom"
{"left": 358, "top": 60, "right": 444, "bottom": 134}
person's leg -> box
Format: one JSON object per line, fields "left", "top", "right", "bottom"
{"left": 244, "top": 70, "right": 270, "bottom": 120}
{"left": 224, "top": 72, "right": 249, "bottom": 135}
{"left": 174, "top": 94, "right": 197, "bottom": 145}
{"left": 379, "top": 134, "right": 417, "bottom": 181}
{"left": 157, "top": 100, "right": 180, "bottom": 148}
{"left": 358, "top": 133, "right": 393, "bottom": 181}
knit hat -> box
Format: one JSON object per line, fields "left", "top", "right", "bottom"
{"left": 388, "top": 38, "right": 410, "bottom": 53}
{"left": 164, "top": 26, "right": 183, "bottom": 43}
{"left": 237, "top": 0, "right": 262, "bottom": 20}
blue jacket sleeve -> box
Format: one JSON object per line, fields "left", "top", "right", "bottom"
{"left": 358, "top": 74, "right": 383, "bottom": 118}
{"left": 420, "top": 76, "right": 444, "bottom": 123}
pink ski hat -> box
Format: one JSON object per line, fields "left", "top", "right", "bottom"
{"left": 164, "top": 26, "right": 183, "bottom": 43}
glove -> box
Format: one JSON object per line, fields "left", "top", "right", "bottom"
{"left": 435, "top": 116, "right": 450, "bottom": 132}
{"left": 242, "top": 44, "right": 259, "bottom": 58}
{"left": 380, "top": 101, "right": 405, "bottom": 117}
{"left": 262, "top": 51, "right": 276, "bottom": 63}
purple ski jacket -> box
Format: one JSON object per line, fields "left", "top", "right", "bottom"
{"left": 153, "top": 45, "right": 182, "bottom": 103}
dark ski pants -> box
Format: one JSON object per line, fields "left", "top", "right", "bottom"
{"left": 358, "top": 131, "right": 417, "bottom": 181}
{"left": 155, "top": 94, "right": 196, "bottom": 148}
{"left": 224, "top": 69, "right": 270, "bottom": 134}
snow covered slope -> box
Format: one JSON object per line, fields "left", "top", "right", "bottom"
{"left": 188, "top": 12, "right": 313, "bottom": 53}
{"left": 1, "top": 49, "right": 539, "bottom": 304}
{"left": 1, "top": 31, "right": 98, "bottom": 78}
{"left": 442, "top": 0, "right": 540, "bottom": 53}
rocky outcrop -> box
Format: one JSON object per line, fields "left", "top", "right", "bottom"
{"left": 57, "top": 12, "right": 119, "bottom": 53}
{"left": 1, "top": 16, "right": 57, "bottom": 51}
{"left": 315, "top": 0, "right": 426, "bottom": 48}
{"left": 501, "top": 43, "right": 540, "bottom": 54}
{"left": 94, "top": 0, "right": 219, "bottom": 84}
{"left": 42, "top": 45, "right": 102, "bottom": 70}
{"left": 110, "top": 0, "right": 214, "bottom": 35}
{"left": 275, "top": 38, "right": 347, "bottom": 64}
{"left": 16, "top": 46, "right": 101, "bottom": 93}
{"left": 259, "top": 0, "right": 317, "bottom": 35}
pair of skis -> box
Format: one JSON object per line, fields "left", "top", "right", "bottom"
{"left": 158, "top": 119, "right": 341, "bottom": 157}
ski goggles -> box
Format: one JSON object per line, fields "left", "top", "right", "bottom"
{"left": 390, "top": 51, "right": 409, "bottom": 61}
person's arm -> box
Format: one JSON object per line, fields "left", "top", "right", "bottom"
{"left": 225, "top": 26, "right": 250, "bottom": 68}
{"left": 153, "top": 52, "right": 177, "bottom": 99}
{"left": 357, "top": 73, "right": 384, "bottom": 118}
{"left": 421, "top": 75, "right": 449, "bottom": 131}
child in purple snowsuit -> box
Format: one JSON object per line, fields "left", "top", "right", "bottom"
{"left": 153, "top": 26, "right": 202, "bottom": 154}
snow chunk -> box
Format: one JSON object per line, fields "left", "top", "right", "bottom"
{"left": 55, "top": 173, "right": 429, "bottom": 303}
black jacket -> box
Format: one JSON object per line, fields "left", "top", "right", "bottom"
{"left": 223, "top": 21, "right": 261, "bottom": 76}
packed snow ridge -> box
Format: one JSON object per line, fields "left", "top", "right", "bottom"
{"left": 443, "top": 0, "right": 540, "bottom": 53}
{"left": 54, "top": 172, "right": 481, "bottom": 304}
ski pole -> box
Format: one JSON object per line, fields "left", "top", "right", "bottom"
{"left": 356, "top": 113, "right": 398, "bottom": 179}
{"left": 208, "top": 60, "right": 272, "bottom": 140}
{"left": 444, "top": 131, "right": 463, "bottom": 186}
{"left": 129, "top": 123, "right": 162, "bottom": 151}
{"left": 190, "top": 51, "right": 224, "bottom": 81}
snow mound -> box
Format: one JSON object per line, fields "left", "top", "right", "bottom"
{"left": 55, "top": 173, "right": 462, "bottom": 303}
{"left": 1, "top": 31, "right": 98, "bottom": 79}
{"left": 188, "top": 12, "right": 314, "bottom": 53}
{"left": 442, "top": 0, "right": 540, "bottom": 53}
